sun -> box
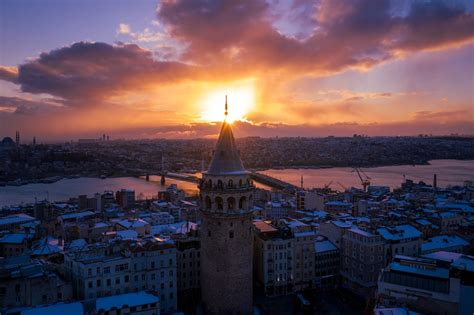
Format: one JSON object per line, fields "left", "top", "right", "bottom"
{"left": 200, "top": 80, "right": 256, "bottom": 123}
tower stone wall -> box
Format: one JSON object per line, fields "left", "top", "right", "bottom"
{"left": 199, "top": 111, "right": 254, "bottom": 314}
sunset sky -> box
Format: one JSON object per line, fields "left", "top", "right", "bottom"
{"left": 0, "top": 0, "right": 473, "bottom": 141}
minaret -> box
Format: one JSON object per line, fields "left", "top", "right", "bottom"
{"left": 199, "top": 96, "right": 254, "bottom": 314}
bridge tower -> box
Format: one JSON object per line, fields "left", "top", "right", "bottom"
{"left": 199, "top": 96, "right": 254, "bottom": 314}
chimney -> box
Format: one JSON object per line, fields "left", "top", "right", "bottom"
{"left": 433, "top": 174, "right": 437, "bottom": 189}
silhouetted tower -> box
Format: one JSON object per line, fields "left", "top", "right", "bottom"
{"left": 33, "top": 136, "right": 36, "bottom": 145}
{"left": 199, "top": 96, "right": 254, "bottom": 314}
{"left": 15, "top": 131, "right": 20, "bottom": 145}
{"left": 161, "top": 154, "right": 166, "bottom": 185}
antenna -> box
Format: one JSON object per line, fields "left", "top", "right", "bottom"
{"left": 225, "top": 95, "right": 228, "bottom": 118}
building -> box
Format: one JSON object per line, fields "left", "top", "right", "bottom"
{"left": 319, "top": 220, "right": 352, "bottom": 248}
{"left": 421, "top": 235, "right": 469, "bottom": 254}
{"left": 116, "top": 218, "right": 151, "bottom": 237}
{"left": 78, "top": 194, "right": 102, "bottom": 211}
{"left": 324, "top": 200, "right": 353, "bottom": 214}
{"left": 0, "top": 258, "right": 73, "bottom": 309}
{"left": 293, "top": 229, "right": 316, "bottom": 291}
{"left": 431, "top": 212, "right": 463, "bottom": 233}
{"left": 0, "top": 214, "right": 35, "bottom": 231}
{"left": 377, "top": 224, "right": 423, "bottom": 261}
{"left": 64, "top": 238, "right": 176, "bottom": 314}
{"left": 18, "top": 291, "right": 161, "bottom": 315}
{"left": 253, "top": 221, "right": 294, "bottom": 296}
{"left": 116, "top": 189, "right": 136, "bottom": 209}
{"left": 296, "top": 190, "right": 326, "bottom": 211}
{"left": 199, "top": 99, "right": 254, "bottom": 314}
{"left": 173, "top": 233, "right": 201, "bottom": 312}
{"left": 341, "top": 226, "right": 386, "bottom": 298}
{"left": 264, "top": 200, "right": 291, "bottom": 220}
{"left": 314, "top": 236, "right": 340, "bottom": 290}
{"left": 0, "top": 233, "right": 33, "bottom": 257}
{"left": 377, "top": 254, "right": 474, "bottom": 315}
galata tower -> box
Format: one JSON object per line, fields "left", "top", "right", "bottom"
{"left": 199, "top": 96, "right": 254, "bottom": 314}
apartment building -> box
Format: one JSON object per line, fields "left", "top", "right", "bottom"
{"left": 64, "top": 237, "right": 177, "bottom": 314}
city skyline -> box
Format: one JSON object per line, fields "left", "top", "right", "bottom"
{"left": 1, "top": 0, "right": 474, "bottom": 141}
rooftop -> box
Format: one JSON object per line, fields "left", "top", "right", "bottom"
{"left": 96, "top": 291, "right": 159, "bottom": 311}
{"left": 421, "top": 235, "right": 469, "bottom": 252}
{"left": 315, "top": 240, "right": 338, "bottom": 253}
{"left": 377, "top": 224, "right": 422, "bottom": 241}
{"left": 206, "top": 119, "right": 247, "bottom": 176}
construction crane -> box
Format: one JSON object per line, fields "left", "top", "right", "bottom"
{"left": 353, "top": 167, "right": 371, "bottom": 192}
{"left": 336, "top": 181, "right": 347, "bottom": 191}
{"left": 324, "top": 181, "right": 333, "bottom": 189}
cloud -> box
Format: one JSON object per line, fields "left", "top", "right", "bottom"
{"left": 12, "top": 42, "right": 201, "bottom": 106}
{"left": 117, "top": 23, "right": 131, "bottom": 34}
{"left": 0, "top": 96, "right": 61, "bottom": 115}
{"left": 157, "top": 0, "right": 474, "bottom": 75}
{"left": 0, "top": 66, "right": 19, "bottom": 83}
{"left": 413, "top": 109, "right": 472, "bottom": 121}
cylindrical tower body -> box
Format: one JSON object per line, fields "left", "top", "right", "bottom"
{"left": 199, "top": 120, "right": 254, "bottom": 314}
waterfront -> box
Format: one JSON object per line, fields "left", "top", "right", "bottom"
{"left": 0, "top": 160, "right": 472, "bottom": 207}
{"left": 261, "top": 159, "right": 474, "bottom": 191}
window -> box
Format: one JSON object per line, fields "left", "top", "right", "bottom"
{"left": 107, "top": 279, "right": 111, "bottom": 286}
{"left": 88, "top": 281, "right": 93, "bottom": 288}
{"left": 115, "top": 264, "right": 129, "bottom": 272}
{"left": 215, "top": 197, "right": 223, "bottom": 210}
{"left": 125, "top": 275, "right": 129, "bottom": 283}
{"left": 97, "top": 279, "right": 101, "bottom": 287}
{"left": 115, "top": 278, "right": 120, "bottom": 285}
{"left": 229, "top": 231, "right": 234, "bottom": 238}
{"left": 104, "top": 266, "right": 111, "bottom": 274}
{"left": 88, "top": 268, "right": 92, "bottom": 276}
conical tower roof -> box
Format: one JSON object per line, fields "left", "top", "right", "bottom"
{"left": 206, "top": 97, "right": 247, "bottom": 175}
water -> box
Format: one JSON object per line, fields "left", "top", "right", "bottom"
{"left": 261, "top": 160, "right": 474, "bottom": 191}
{"left": 0, "top": 160, "right": 472, "bottom": 207}
{"left": 0, "top": 176, "right": 199, "bottom": 207}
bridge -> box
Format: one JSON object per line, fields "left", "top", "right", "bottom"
{"left": 249, "top": 172, "right": 298, "bottom": 191}
{"left": 133, "top": 170, "right": 296, "bottom": 192}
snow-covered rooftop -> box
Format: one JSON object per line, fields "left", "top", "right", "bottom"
{"left": 95, "top": 291, "right": 159, "bottom": 311}
{"left": 377, "top": 224, "right": 422, "bottom": 241}
{"left": 315, "top": 240, "right": 337, "bottom": 253}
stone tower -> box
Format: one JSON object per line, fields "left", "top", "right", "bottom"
{"left": 199, "top": 97, "right": 254, "bottom": 314}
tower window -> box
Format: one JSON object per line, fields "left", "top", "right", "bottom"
{"left": 239, "top": 196, "right": 247, "bottom": 209}
{"left": 215, "top": 197, "right": 223, "bottom": 210}
{"left": 208, "top": 230, "right": 211, "bottom": 237}
{"left": 227, "top": 197, "right": 235, "bottom": 210}
{"left": 229, "top": 231, "right": 234, "bottom": 238}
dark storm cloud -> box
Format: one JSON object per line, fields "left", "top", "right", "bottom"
{"left": 158, "top": 0, "right": 474, "bottom": 73}
{"left": 0, "top": 96, "right": 60, "bottom": 115}
{"left": 13, "top": 42, "right": 199, "bottom": 106}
